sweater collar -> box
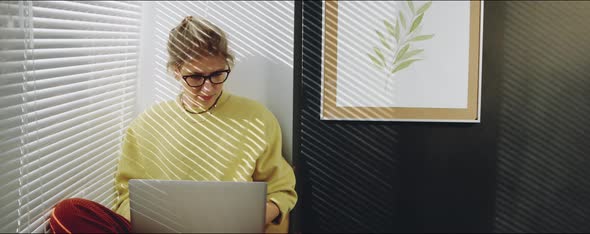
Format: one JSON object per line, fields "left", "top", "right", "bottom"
{"left": 176, "top": 91, "right": 231, "bottom": 115}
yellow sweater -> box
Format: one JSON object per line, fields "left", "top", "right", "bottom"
{"left": 113, "top": 92, "right": 297, "bottom": 232}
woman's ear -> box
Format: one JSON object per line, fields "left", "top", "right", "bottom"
{"left": 173, "top": 66, "right": 181, "bottom": 81}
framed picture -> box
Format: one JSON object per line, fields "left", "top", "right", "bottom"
{"left": 321, "top": 1, "right": 483, "bottom": 122}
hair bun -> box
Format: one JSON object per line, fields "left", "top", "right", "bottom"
{"left": 182, "top": 16, "right": 193, "bottom": 25}
{"left": 166, "top": 15, "right": 235, "bottom": 73}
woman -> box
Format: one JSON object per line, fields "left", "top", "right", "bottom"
{"left": 49, "top": 16, "right": 297, "bottom": 233}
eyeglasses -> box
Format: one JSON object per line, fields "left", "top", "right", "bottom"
{"left": 181, "top": 68, "right": 231, "bottom": 87}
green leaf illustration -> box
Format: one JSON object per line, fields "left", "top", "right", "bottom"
{"left": 374, "top": 47, "right": 385, "bottom": 64}
{"left": 376, "top": 30, "right": 385, "bottom": 40}
{"left": 399, "top": 11, "right": 407, "bottom": 29}
{"left": 410, "top": 34, "right": 434, "bottom": 41}
{"left": 393, "top": 22, "right": 400, "bottom": 41}
{"left": 376, "top": 31, "right": 391, "bottom": 50}
{"left": 407, "top": 1, "right": 415, "bottom": 13}
{"left": 394, "top": 44, "right": 410, "bottom": 63}
{"left": 382, "top": 39, "right": 392, "bottom": 50}
{"left": 368, "top": 53, "right": 383, "bottom": 68}
{"left": 410, "top": 13, "right": 424, "bottom": 33}
{"left": 384, "top": 20, "right": 395, "bottom": 37}
{"left": 417, "top": 1, "right": 432, "bottom": 15}
{"left": 398, "top": 49, "right": 423, "bottom": 62}
{"left": 391, "top": 59, "right": 421, "bottom": 74}
{"left": 368, "top": 0, "right": 434, "bottom": 78}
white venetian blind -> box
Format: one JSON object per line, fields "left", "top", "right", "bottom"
{"left": 0, "top": 1, "right": 141, "bottom": 232}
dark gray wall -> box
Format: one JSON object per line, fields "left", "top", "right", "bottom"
{"left": 293, "top": 1, "right": 590, "bottom": 233}
{"left": 489, "top": 1, "right": 590, "bottom": 232}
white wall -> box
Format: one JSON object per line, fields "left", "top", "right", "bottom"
{"left": 137, "top": 1, "right": 294, "bottom": 162}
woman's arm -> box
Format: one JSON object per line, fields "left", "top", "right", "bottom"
{"left": 253, "top": 112, "right": 298, "bottom": 226}
{"left": 265, "top": 201, "right": 280, "bottom": 224}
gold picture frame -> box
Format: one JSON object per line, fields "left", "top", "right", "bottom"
{"left": 321, "top": 1, "right": 483, "bottom": 122}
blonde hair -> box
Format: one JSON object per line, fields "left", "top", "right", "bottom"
{"left": 166, "top": 16, "right": 234, "bottom": 73}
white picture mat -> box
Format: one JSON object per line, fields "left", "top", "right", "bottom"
{"left": 335, "top": 1, "right": 471, "bottom": 109}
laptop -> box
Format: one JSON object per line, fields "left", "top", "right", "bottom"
{"left": 128, "top": 179, "right": 267, "bottom": 233}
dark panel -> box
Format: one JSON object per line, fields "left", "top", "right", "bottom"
{"left": 290, "top": 2, "right": 302, "bottom": 233}
{"left": 492, "top": 1, "right": 590, "bottom": 233}
{"left": 298, "top": 1, "right": 399, "bottom": 233}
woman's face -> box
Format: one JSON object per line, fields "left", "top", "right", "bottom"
{"left": 175, "top": 55, "right": 228, "bottom": 110}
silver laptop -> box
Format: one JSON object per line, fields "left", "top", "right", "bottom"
{"left": 128, "top": 179, "right": 267, "bottom": 233}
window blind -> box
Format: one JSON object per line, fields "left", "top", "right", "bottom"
{"left": 0, "top": 1, "right": 141, "bottom": 232}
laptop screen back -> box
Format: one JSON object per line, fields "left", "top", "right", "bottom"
{"left": 129, "top": 179, "right": 266, "bottom": 233}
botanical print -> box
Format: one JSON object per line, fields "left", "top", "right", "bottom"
{"left": 324, "top": 0, "right": 481, "bottom": 122}
{"left": 368, "top": 1, "right": 434, "bottom": 80}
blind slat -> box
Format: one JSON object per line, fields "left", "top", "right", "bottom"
{"left": 20, "top": 135, "right": 121, "bottom": 204}
{"left": 0, "top": 28, "right": 138, "bottom": 42}
{"left": 5, "top": 69, "right": 136, "bottom": 97}
{"left": 23, "top": 147, "right": 119, "bottom": 203}
{"left": 0, "top": 144, "right": 20, "bottom": 165}
{"left": 34, "top": 74, "right": 134, "bottom": 100}
{"left": 0, "top": 84, "right": 22, "bottom": 101}
{"left": 0, "top": 78, "right": 135, "bottom": 112}
{"left": 22, "top": 157, "right": 120, "bottom": 233}
{"left": 0, "top": 208, "right": 17, "bottom": 232}
{"left": 0, "top": 73, "right": 135, "bottom": 125}
{"left": 0, "top": 168, "right": 19, "bottom": 200}
{"left": 1, "top": 86, "right": 135, "bottom": 128}
{"left": 25, "top": 94, "right": 134, "bottom": 141}
{"left": 2, "top": 4, "right": 140, "bottom": 27}
{"left": 0, "top": 103, "right": 23, "bottom": 121}
{"left": 33, "top": 1, "right": 141, "bottom": 18}
{"left": 18, "top": 144, "right": 120, "bottom": 233}
{"left": 120, "top": 1, "right": 143, "bottom": 7}
{"left": 0, "top": 38, "right": 139, "bottom": 50}
{"left": 2, "top": 52, "right": 137, "bottom": 71}
{"left": 36, "top": 77, "right": 135, "bottom": 107}
{"left": 72, "top": 1, "right": 142, "bottom": 11}
{"left": 3, "top": 116, "right": 127, "bottom": 185}
{"left": 37, "top": 114, "right": 131, "bottom": 166}
{"left": 1, "top": 61, "right": 137, "bottom": 86}
{"left": 25, "top": 105, "right": 133, "bottom": 153}
{"left": 91, "top": 179, "right": 119, "bottom": 206}
{"left": 32, "top": 68, "right": 136, "bottom": 91}
{"left": 32, "top": 5, "right": 140, "bottom": 25}
{"left": 32, "top": 220, "right": 48, "bottom": 234}
{"left": 20, "top": 135, "right": 118, "bottom": 201}
{"left": 0, "top": 118, "right": 21, "bottom": 142}
{"left": 33, "top": 17, "right": 140, "bottom": 32}
{"left": 0, "top": 97, "right": 134, "bottom": 146}
{"left": 0, "top": 141, "right": 20, "bottom": 159}
{"left": 0, "top": 91, "right": 134, "bottom": 141}
{"left": 0, "top": 46, "right": 138, "bottom": 62}
{"left": 34, "top": 28, "right": 139, "bottom": 39}
{"left": 0, "top": 27, "right": 24, "bottom": 39}
{"left": 0, "top": 79, "right": 135, "bottom": 123}
{"left": 0, "top": 15, "right": 23, "bottom": 28}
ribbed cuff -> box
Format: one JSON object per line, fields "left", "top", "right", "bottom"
{"left": 268, "top": 194, "right": 290, "bottom": 225}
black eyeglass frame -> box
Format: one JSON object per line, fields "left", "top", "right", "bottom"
{"left": 181, "top": 66, "right": 231, "bottom": 87}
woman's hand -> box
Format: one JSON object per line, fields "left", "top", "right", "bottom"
{"left": 265, "top": 201, "right": 280, "bottom": 225}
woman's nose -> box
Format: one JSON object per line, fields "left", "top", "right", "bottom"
{"left": 201, "top": 79, "right": 215, "bottom": 91}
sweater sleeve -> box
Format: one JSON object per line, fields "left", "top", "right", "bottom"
{"left": 113, "top": 123, "right": 144, "bottom": 220}
{"left": 252, "top": 112, "right": 298, "bottom": 226}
